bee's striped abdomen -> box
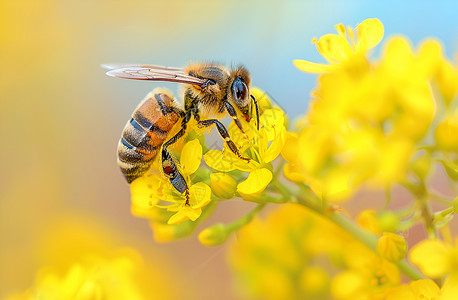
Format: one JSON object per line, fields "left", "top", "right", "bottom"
{"left": 117, "top": 89, "right": 180, "bottom": 183}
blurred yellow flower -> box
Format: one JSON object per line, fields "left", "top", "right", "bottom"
{"left": 294, "top": 18, "right": 383, "bottom": 73}
{"left": 228, "top": 204, "right": 401, "bottom": 300}
{"left": 435, "top": 109, "right": 458, "bottom": 152}
{"left": 4, "top": 216, "right": 190, "bottom": 300}
{"left": 386, "top": 279, "right": 440, "bottom": 300}
{"left": 409, "top": 239, "right": 458, "bottom": 299}
{"left": 290, "top": 19, "right": 444, "bottom": 201}
{"left": 7, "top": 250, "right": 146, "bottom": 300}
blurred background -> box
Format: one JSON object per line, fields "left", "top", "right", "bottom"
{"left": 1, "top": 0, "right": 457, "bottom": 298}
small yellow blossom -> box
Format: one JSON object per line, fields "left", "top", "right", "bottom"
{"left": 229, "top": 204, "right": 401, "bottom": 300}
{"left": 435, "top": 109, "right": 458, "bottom": 152}
{"left": 409, "top": 238, "right": 458, "bottom": 299}
{"left": 6, "top": 250, "right": 146, "bottom": 300}
{"left": 131, "top": 139, "right": 211, "bottom": 227}
{"left": 204, "top": 105, "right": 287, "bottom": 197}
{"left": 409, "top": 238, "right": 457, "bottom": 278}
{"left": 289, "top": 19, "right": 441, "bottom": 200}
{"left": 293, "top": 18, "right": 383, "bottom": 73}
{"left": 4, "top": 217, "right": 190, "bottom": 300}
{"left": 386, "top": 279, "right": 440, "bottom": 300}
{"left": 357, "top": 209, "right": 382, "bottom": 235}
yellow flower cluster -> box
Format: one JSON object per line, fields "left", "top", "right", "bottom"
{"left": 228, "top": 18, "right": 458, "bottom": 299}
{"left": 229, "top": 204, "right": 402, "bottom": 300}
{"left": 125, "top": 17, "right": 458, "bottom": 299}
{"left": 288, "top": 18, "right": 458, "bottom": 201}
{"left": 4, "top": 217, "right": 188, "bottom": 300}
{"left": 129, "top": 90, "right": 287, "bottom": 242}
{"left": 7, "top": 250, "right": 147, "bottom": 300}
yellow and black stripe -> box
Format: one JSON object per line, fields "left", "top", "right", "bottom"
{"left": 117, "top": 89, "right": 180, "bottom": 183}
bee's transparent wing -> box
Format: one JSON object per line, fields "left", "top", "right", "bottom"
{"left": 104, "top": 65, "right": 205, "bottom": 86}
{"left": 102, "top": 64, "right": 184, "bottom": 72}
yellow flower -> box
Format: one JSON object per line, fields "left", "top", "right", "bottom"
{"left": 409, "top": 238, "right": 458, "bottom": 278}
{"left": 130, "top": 139, "right": 211, "bottom": 226}
{"left": 228, "top": 204, "right": 396, "bottom": 300}
{"left": 162, "top": 139, "right": 211, "bottom": 224}
{"left": 288, "top": 19, "right": 441, "bottom": 199}
{"left": 435, "top": 109, "right": 458, "bottom": 152}
{"left": 331, "top": 255, "right": 400, "bottom": 299}
{"left": 386, "top": 279, "right": 440, "bottom": 300}
{"left": 409, "top": 239, "right": 458, "bottom": 299}
{"left": 7, "top": 250, "right": 146, "bottom": 300}
{"left": 204, "top": 106, "right": 287, "bottom": 197}
{"left": 294, "top": 18, "right": 384, "bottom": 73}
{"left": 4, "top": 216, "right": 190, "bottom": 300}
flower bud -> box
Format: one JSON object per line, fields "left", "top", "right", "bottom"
{"left": 210, "top": 173, "right": 237, "bottom": 199}
{"left": 357, "top": 209, "right": 381, "bottom": 235}
{"left": 377, "top": 232, "right": 407, "bottom": 262}
{"left": 411, "top": 151, "right": 431, "bottom": 180}
{"left": 198, "top": 223, "right": 228, "bottom": 246}
{"left": 378, "top": 211, "right": 400, "bottom": 233}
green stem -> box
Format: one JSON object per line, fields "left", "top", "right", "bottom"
{"left": 402, "top": 180, "right": 437, "bottom": 239}
{"left": 294, "top": 193, "right": 425, "bottom": 281}
{"left": 226, "top": 204, "right": 265, "bottom": 232}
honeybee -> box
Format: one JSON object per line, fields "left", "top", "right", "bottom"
{"left": 105, "top": 63, "right": 260, "bottom": 203}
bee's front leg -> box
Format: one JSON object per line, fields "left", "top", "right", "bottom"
{"left": 197, "top": 119, "right": 250, "bottom": 162}
{"left": 223, "top": 101, "right": 245, "bottom": 134}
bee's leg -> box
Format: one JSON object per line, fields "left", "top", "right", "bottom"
{"left": 161, "top": 112, "right": 192, "bottom": 202}
{"left": 154, "top": 93, "right": 186, "bottom": 118}
{"left": 223, "top": 101, "right": 245, "bottom": 134}
{"left": 161, "top": 147, "right": 190, "bottom": 205}
{"left": 197, "top": 119, "right": 250, "bottom": 162}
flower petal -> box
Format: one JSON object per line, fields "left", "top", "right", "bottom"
{"left": 441, "top": 272, "right": 458, "bottom": 300}
{"left": 316, "top": 33, "right": 352, "bottom": 62}
{"left": 263, "top": 126, "right": 287, "bottom": 163}
{"left": 281, "top": 131, "right": 299, "bottom": 163}
{"left": 409, "top": 239, "right": 452, "bottom": 278}
{"left": 204, "top": 149, "right": 237, "bottom": 172}
{"left": 260, "top": 107, "right": 286, "bottom": 141}
{"left": 293, "top": 59, "right": 335, "bottom": 74}
{"left": 167, "top": 206, "right": 202, "bottom": 224}
{"left": 180, "top": 139, "right": 202, "bottom": 175}
{"left": 410, "top": 279, "right": 440, "bottom": 299}
{"left": 189, "top": 182, "right": 212, "bottom": 208}
{"left": 355, "top": 18, "right": 384, "bottom": 52}
{"left": 237, "top": 168, "right": 272, "bottom": 195}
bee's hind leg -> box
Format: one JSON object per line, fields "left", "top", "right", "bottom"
{"left": 162, "top": 114, "right": 191, "bottom": 204}
{"left": 161, "top": 147, "right": 190, "bottom": 205}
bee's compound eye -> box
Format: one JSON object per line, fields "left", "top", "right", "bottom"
{"left": 232, "top": 76, "right": 248, "bottom": 104}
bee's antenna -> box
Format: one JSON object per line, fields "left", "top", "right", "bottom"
{"left": 250, "top": 94, "right": 260, "bottom": 130}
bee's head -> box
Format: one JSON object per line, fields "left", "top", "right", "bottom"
{"left": 229, "top": 67, "right": 258, "bottom": 128}
{"left": 229, "top": 66, "right": 251, "bottom": 109}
